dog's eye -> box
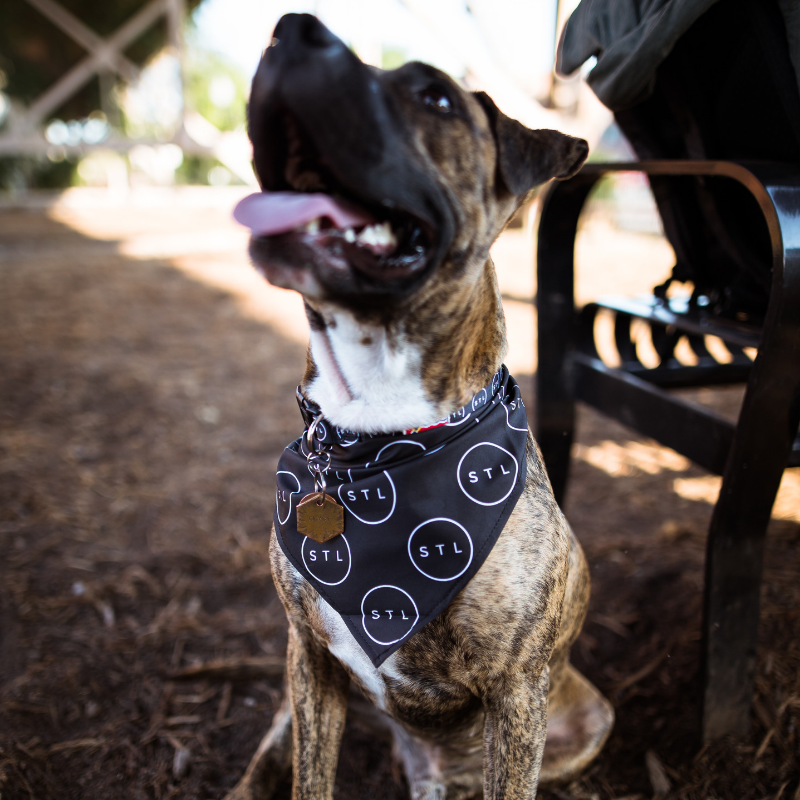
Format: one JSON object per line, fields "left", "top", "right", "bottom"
{"left": 420, "top": 89, "right": 452, "bottom": 113}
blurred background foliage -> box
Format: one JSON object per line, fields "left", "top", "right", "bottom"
{"left": 0, "top": 0, "right": 618, "bottom": 193}
{"left": 0, "top": 0, "right": 248, "bottom": 190}
{"left": 0, "top": 0, "right": 200, "bottom": 118}
{"left": 184, "top": 48, "right": 247, "bottom": 132}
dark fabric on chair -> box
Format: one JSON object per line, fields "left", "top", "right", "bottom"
{"left": 615, "top": 0, "right": 800, "bottom": 320}
{"left": 562, "top": 0, "right": 800, "bottom": 321}
{"left": 558, "top": 0, "right": 719, "bottom": 112}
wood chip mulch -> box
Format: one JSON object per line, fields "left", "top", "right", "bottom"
{"left": 0, "top": 208, "right": 798, "bottom": 800}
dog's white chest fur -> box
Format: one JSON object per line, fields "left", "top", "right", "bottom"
{"left": 301, "top": 307, "right": 433, "bottom": 709}
{"left": 316, "top": 596, "right": 398, "bottom": 709}
{"left": 305, "top": 308, "right": 439, "bottom": 434}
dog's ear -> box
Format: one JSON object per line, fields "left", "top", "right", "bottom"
{"left": 474, "top": 91, "right": 588, "bottom": 196}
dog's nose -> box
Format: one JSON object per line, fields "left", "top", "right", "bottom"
{"left": 271, "top": 13, "right": 347, "bottom": 60}
{"left": 250, "top": 13, "right": 358, "bottom": 129}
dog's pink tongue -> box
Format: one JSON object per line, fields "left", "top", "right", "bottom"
{"left": 233, "top": 192, "right": 374, "bottom": 237}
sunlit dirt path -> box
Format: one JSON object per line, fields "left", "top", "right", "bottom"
{"left": 1, "top": 188, "right": 797, "bottom": 799}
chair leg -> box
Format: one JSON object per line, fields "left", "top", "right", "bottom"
{"left": 536, "top": 292, "right": 576, "bottom": 507}
{"left": 535, "top": 175, "right": 598, "bottom": 505}
{"left": 536, "top": 382, "right": 575, "bottom": 506}
{"left": 702, "top": 260, "right": 800, "bottom": 741}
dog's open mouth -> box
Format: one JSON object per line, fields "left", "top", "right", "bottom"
{"left": 235, "top": 191, "right": 430, "bottom": 280}
{"left": 235, "top": 112, "right": 434, "bottom": 288}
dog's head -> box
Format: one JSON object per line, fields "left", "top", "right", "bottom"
{"left": 241, "top": 13, "right": 587, "bottom": 317}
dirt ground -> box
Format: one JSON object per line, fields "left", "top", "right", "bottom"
{"left": 1, "top": 189, "right": 798, "bottom": 800}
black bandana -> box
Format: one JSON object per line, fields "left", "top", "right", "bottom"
{"left": 274, "top": 366, "right": 529, "bottom": 666}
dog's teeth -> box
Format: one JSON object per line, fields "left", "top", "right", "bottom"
{"left": 302, "top": 218, "right": 321, "bottom": 234}
{"left": 343, "top": 228, "right": 356, "bottom": 243}
{"left": 356, "top": 222, "right": 397, "bottom": 249}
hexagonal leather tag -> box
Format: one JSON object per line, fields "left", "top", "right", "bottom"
{"left": 296, "top": 492, "right": 344, "bottom": 543}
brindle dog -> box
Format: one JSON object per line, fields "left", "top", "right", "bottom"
{"left": 228, "top": 13, "right": 613, "bottom": 800}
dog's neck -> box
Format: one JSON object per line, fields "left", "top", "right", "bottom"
{"left": 301, "top": 258, "right": 507, "bottom": 434}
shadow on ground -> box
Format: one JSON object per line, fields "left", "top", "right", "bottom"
{"left": 0, "top": 209, "right": 798, "bottom": 799}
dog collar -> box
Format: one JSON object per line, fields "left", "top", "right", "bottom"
{"left": 275, "top": 366, "right": 529, "bottom": 666}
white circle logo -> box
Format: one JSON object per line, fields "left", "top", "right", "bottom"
{"left": 408, "top": 518, "right": 473, "bottom": 582}
{"left": 301, "top": 535, "right": 351, "bottom": 586}
{"left": 335, "top": 426, "right": 359, "bottom": 446}
{"left": 276, "top": 471, "right": 302, "bottom": 525}
{"left": 446, "top": 407, "right": 471, "bottom": 427}
{"left": 457, "top": 442, "right": 518, "bottom": 506}
{"left": 471, "top": 387, "right": 488, "bottom": 411}
{"left": 361, "top": 585, "right": 419, "bottom": 645}
{"left": 503, "top": 395, "right": 528, "bottom": 432}
{"left": 371, "top": 439, "right": 426, "bottom": 464}
{"left": 338, "top": 471, "right": 396, "bottom": 524}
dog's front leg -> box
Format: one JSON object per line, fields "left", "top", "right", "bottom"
{"left": 286, "top": 621, "right": 350, "bottom": 800}
{"left": 482, "top": 669, "right": 549, "bottom": 800}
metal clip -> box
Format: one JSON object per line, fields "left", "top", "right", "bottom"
{"left": 305, "top": 413, "right": 331, "bottom": 495}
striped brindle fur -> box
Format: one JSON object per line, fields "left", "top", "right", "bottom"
{"left": 228, "top": 13, "right": 613, "bottom": 800}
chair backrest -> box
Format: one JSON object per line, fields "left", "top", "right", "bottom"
{"left": 614, "top": 0, "right": 800, "bottom": 322}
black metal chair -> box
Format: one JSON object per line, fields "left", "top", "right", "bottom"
{"left": 536, "top": 0, "right": 800, "bottom": 742}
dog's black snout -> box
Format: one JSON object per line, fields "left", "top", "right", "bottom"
{"left": 272, "top": 13, "right": 346, "bottom": 57}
